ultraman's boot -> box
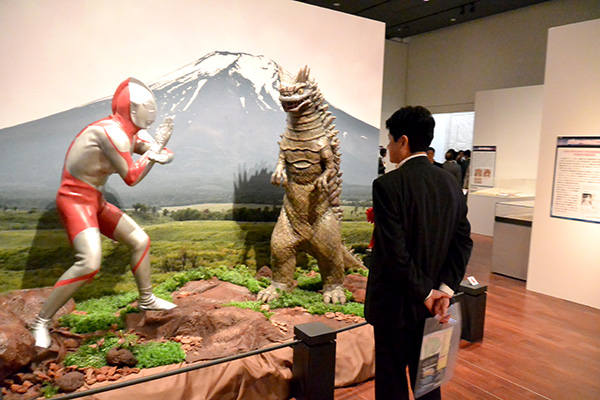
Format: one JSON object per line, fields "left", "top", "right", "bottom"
{"left": 113, "top": 219, "right": 177, "bottom": 311}
{"left": 138, "top": 286, "right": 177, "bottom": 311}
{"left": 30, "top": 316, "right": 52, "bottom": 348}
{"left": 30, "top": 229, "right": 101, "bottom": 348}
{"left": 31, "top": 278, "right": 89, "bottom": 348}
{"left": 129, "top": 229, "right": 176, "bottom": 311}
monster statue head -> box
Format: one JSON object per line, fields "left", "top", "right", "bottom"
{"left": 278, "top": 66, "right": 320, "bottom": 116}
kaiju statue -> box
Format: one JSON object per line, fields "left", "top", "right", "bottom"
{"left": 258, "top": 67, "right": 363, "bottom": 305}
{"left": 30, "top": 78, "right": 176, "bottom": 348}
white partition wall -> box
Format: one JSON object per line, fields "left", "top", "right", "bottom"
{"left": 527, "top": 19, "right": 600, "bottom": 309}
{"left": 467, "top": 85, "right": 543, "bottom": 236}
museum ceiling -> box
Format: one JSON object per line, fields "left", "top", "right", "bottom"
{"left": 294, "top": 0, "right": 551, "bottom": 39}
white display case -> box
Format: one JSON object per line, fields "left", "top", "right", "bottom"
{"left": 467, "top": 184, "right": 535, "bottom": 236}
{"left": 491, "top": 200, "right": 534, "bottom": 280}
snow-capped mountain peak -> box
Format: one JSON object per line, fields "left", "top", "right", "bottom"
{"left": 151, "top": 51, "right": 282, "bottom": 114}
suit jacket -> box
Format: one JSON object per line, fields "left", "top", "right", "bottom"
{"left": 442, "top": 160, "right": 463, "bottom": 185}
{"left": 365, "top": 156, "right": 472, "bottom": 328}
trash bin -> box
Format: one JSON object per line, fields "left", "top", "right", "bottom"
{"left": 456, "top": 280, "right": 487, "bottom": 342}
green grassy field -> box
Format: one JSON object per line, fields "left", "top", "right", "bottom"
{"left": 0, "top": 208, "right": 373, "bottom": 301}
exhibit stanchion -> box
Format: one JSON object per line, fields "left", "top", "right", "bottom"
{"left": 456, "top": 279, "right": 488, "bottom": 342}
{"left": 291, "top": 322, "right": 337, "bottom": 400}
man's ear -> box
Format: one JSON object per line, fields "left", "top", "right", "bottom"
{"left": 401, "top": 135, "right": 410, "bottom": 150}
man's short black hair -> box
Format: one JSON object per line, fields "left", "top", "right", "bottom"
{"left": 385, "top": 106, "right": 435, "bottom": 153}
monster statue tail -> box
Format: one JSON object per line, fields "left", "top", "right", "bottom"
{"left": 342, "top": 245, "right": 367, "bottom": 271}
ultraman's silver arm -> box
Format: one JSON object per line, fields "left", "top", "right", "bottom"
{"left": 135, "top": 118, "right": 174, "bottom": 164}
{"left": 98, "top": 125, "right": 153, "bottom": 186}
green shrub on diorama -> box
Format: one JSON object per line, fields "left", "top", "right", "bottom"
{"left": 224, "top": 300, "right": 274, "bottom": 319}
{"left": 63, "top": 333, "right": 184, "bottom": 369}
{"left": 267, "top": 288, "right": 364, "bottom": 317}
{"left": 154, "top": 264, "right": 268, "bottom": 299}
{"left": 64, "top": 334, "right": 136, "bottom": 368}
{"left": 133, "top": 341, "right": 186, "bottom": 368}
{"left": 59, "top": 292, "right": 139, "bottom": 333}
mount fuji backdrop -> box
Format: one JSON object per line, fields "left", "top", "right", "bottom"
{"left": 0, "top": 51, "right": 378, "bottom": 209}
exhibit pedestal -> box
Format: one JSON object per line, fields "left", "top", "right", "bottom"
{"left": 456, "top": 281, "right": 487, "bottom": 342}
{"left": 292, "top": 322, "right": 337, "bottom": 400}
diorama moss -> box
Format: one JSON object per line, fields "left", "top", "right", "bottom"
{"left": 63, "top": 333, "right": 184, "bottom": 370}
{"left": 154, "top": 264, "right": 268, "bottom": 299}
{"left": 59, "top": 292, "right": 139, "bottom": 334}
{"left": 224, "top": 300, "right": 274, "bottom": 319}
{"left": 39, "top": 381, "right": 60, "bottom": 398}
{"left": 267, "top": 288, "right": 364, "bottom": 317}
{"left": 132, "top": 341, "right": 186, "bottom": 368}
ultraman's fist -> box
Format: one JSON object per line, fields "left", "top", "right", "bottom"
{"left": 148, "top": 149, "right": 173, "bottom": 165}
{"left": 155, "top": 117, "right": 174, "bottom": 150}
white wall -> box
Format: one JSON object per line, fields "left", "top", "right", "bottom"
{"left": 472, "top": 86, "right": 544, "bottom": 189}
{"left": 527, "top": 19, "right": 600, "bottom": 309}
{"left": 380, "top": 40, "right": 408, "bottom": 144}
{"left": 379, "top": 0, "right": 600, "bottom": 150}
{"left": 403, "top": 0, "right": 600, "bottom": 114}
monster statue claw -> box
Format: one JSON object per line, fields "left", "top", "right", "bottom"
{"left": 257, "top": 66, "right": 363, "bottom": 306}
{"left": 30, "top": 78, "right": 176, "bottom": 348}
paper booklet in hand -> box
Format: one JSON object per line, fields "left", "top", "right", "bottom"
{"left": 414, "top": 302, "right": 462, "bottom": 398}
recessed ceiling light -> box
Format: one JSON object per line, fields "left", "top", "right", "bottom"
{"left": 333, "top": 2, "right": 341, "bottom": 6}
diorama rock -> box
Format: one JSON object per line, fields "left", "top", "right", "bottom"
{"left": 0, "top": 288, "right": 76, "bottom": 382}
{"left": 343, "top": 274, "right": 367, "bottom": 303}
{"left": 0, "top": 309, "right": 36, "bottom": 382}
{"left": 55, "top": 371, "right": 85, "bottom": 392}
{"left": 106, "top": 348, "right": 137, "bottom": 367}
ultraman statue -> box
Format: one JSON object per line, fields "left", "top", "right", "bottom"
{"left": 30, "top": 78, "right": 176, "bottom": 348}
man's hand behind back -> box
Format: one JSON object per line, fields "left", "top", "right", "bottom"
{"left": 424, "top": 289, "right": 451, "bottom": 323}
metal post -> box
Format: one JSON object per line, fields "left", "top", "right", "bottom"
{"left": 291, "top": 322, "right": 337, "bottom": 400}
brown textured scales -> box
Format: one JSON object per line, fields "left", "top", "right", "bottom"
{"left": 259, "top": 66, "right": 364, "bottom": 305}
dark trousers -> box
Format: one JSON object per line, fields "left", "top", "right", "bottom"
{"left": 374, "top": 323, "right": 441, "bottom": 400}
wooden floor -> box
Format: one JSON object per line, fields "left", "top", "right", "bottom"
{"left": 333, "top": 234, "right": 600, "bottom": 400}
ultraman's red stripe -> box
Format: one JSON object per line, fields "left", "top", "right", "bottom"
{"left": 55, "top": 270, "right": 98, "bottom": 287}
{"left": 132, "top": 239, "right": 151, "bottom": 274}
{"left": 101, "top": 126, "right": 148, "bottom": 185}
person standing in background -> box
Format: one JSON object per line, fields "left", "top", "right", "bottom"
{"left": 378, "top": 146, "right": 387, "bottom": 176}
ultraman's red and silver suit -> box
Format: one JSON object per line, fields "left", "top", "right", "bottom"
{"left": 31, "top": 78, "right": 176, "bottom": 348}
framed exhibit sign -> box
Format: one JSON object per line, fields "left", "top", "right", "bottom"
{"left": 470, "top": 145, "right": 496, "bottom": 189}
{"left": 551, "top": 136, "right": 600, "bottom": 224}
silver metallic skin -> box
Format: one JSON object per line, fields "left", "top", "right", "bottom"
{"left": 31, "top": 78, "right": 175, "bottom": 348}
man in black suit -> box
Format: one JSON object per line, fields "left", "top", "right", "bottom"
{"left": 365, "top": 106, "right": 473, "bottom": 400}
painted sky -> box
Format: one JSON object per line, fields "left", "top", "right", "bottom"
{"left": 0, "top": 0, "right": 385, "bottom": 129}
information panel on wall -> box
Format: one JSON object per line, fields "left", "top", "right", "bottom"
{"left": 470, "top": 145, "right": 496, "bottom": 189}
{"left": 551, "top": 136, "right": 600, "bottom": 224}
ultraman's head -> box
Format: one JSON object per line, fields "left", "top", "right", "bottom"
{"left": 112, "top": 78, "right": 157, "bottom": 130}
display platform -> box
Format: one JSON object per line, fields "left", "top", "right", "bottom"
{"left": 75, "top": 324, "right": 374, "bottom": 400}
{"left": 0, "top": 278, "right": 374, "bottom": 400}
